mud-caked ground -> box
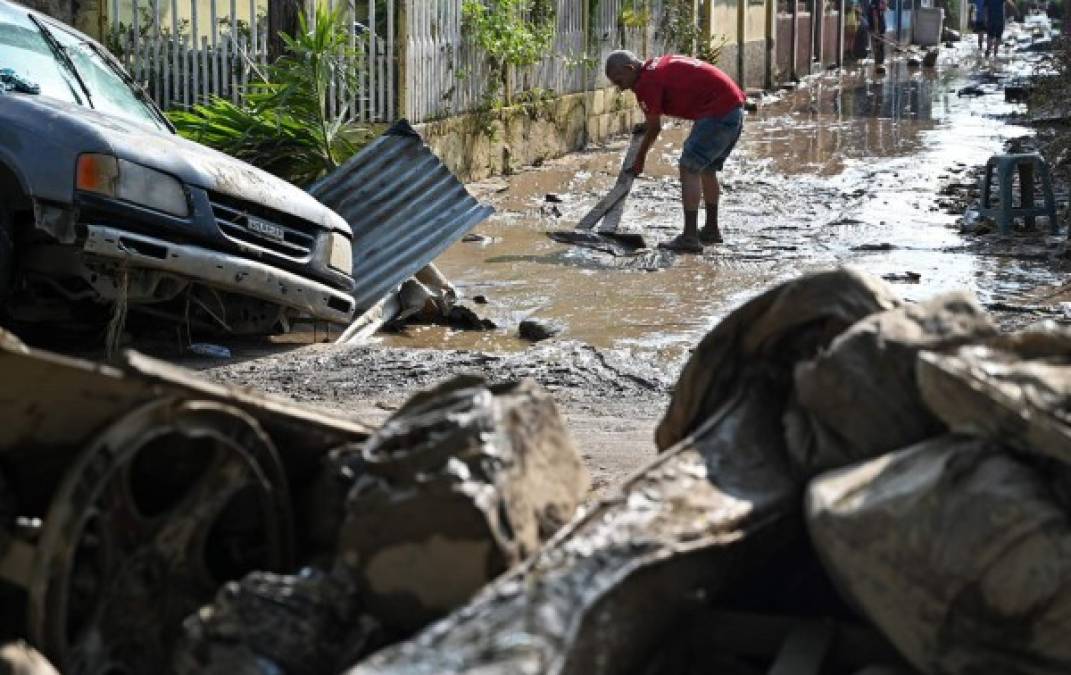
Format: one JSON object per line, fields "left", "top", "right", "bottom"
{"left": 203, "top": 35, "right": 1070, "bottom": 494}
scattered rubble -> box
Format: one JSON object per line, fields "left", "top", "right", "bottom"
{"left": 518, "top": 317, "right": 565, "bottom": 342}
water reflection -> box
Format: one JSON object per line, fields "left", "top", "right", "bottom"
{"left": 744, "top": 63, "right": 948, "bottom": 174}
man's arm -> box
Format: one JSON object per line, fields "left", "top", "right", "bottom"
{"left": 631, "top": 115, "right": 662, "bottom": 175}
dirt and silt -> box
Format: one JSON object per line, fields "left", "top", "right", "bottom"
{"left": 202, "top": 39, "right": 1069, "bottom": 495}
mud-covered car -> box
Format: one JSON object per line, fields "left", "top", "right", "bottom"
{"left": 0, "top": 0, "right": 356, "bottom": 334}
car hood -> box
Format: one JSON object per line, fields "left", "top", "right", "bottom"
{"left": 21, "top": 96, "right": 351, "bottom": 235}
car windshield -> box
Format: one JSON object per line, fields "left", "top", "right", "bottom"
{"left": 0, "top": 2, "right": 167, "bottom": 131}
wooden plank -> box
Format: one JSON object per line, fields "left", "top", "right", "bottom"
{"left": 387, "top": 0, "right": 394, "bottom": 120}
{"left": 153, "top": 35, "right": 161, "bottom": 101}
{"left": 229, "top": 0, "right": 237, "bottom": 101}
{"left": 163, "top": 36, "right": 171, "bottom": 106}
{"left": 170, "top": 0, "right": 178, "bottom": 105}
{"left": 191, "top": 0, "right": 199, "bottom": 101}
{"left": 182, "top": 34, "right": 190, "bottom": 106}
{"left": 249, "top": 0, "right": 257, "bottom": 60}
{"left": 369, "top": 0, "right": 376, "bottom": 119}
{"left": 203, "top": 36, "right": 212, "bottom": 101}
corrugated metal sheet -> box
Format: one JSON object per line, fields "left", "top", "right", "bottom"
{"left": 309, "top": 120, "right": 494, "bottom": 311}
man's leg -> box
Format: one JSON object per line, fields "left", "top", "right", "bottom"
{"left": 700, "top": 172, "right": 723, "bottom": 243}
{"left": 679, "top": 167, "right": 703, "bottom": 244}
{"left": 657, "top": 166, "right": 703, "bottom": 252}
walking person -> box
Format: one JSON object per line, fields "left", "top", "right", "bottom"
{"left": 604, "top": 50, "right": 745, "bottom": 253}
{"left": 972, "top": 0, "right": 987, "bottom": 49}
{"left": 860, "top": 0, "right": 888, "bottom": 66}
{"left": 982, "top": 0, "right": 1017, "bottom": 56}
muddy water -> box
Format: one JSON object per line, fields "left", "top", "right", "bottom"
{"left": 378, "top": 42, "right": 1046, "bottom": 369}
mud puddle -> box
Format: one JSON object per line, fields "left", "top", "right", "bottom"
{"left": 375, "top": 41, "right": 1053, "bottom": 370}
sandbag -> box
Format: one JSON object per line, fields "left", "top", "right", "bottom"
{"left": 786, "top": 292, "right": 996, "bottom": 477}
{"left": 808, "top": 435, "right": 1071, "bottom": 674}
{"left": 336, "top": 376, "right": 589, "bottom": 633}
{"left": 656, "top": 267, "right": 900, "bottom": 452}
{"left": 918, "top": 323, "right": 1071, "bottom": 464}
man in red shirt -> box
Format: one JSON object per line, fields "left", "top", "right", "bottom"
{"left": 605, "top": 50, "right": 745, "bottom": 253}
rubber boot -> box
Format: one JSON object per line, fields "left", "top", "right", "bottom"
{"left": 699, "top": 202, "right": 723, "bottom": 244}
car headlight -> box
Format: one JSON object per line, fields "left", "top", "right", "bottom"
{"left": 328, "top": 231, "right": 353, "bottom": 274}
{"left": 76, "top": 153, "right": 189, "bottom": 218}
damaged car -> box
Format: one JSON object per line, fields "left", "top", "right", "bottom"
{"left": 0, "top": 0, "right": 356, "bottom": 335}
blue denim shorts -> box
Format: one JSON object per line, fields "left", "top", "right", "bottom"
{"left": 680, "top": 106, "right": 744, "bottom": 174}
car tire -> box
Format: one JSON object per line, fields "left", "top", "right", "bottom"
{"left": 0, "top": 208, "right": 13, "bottom": 300}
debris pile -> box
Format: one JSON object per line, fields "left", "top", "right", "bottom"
{"left": 175, "top": 375, "right": 589, "bottom": 672}
{"left": 347, "top": 268, "right": 1071, "bottom": 674}
{"left": 5, "top": 268, "right": 1071, "bottom": 674}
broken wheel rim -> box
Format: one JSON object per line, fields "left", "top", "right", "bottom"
{"left": 27, "top": 399, "right": 295, "bottom": 675}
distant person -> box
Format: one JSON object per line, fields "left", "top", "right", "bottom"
{"left": 982, "top": 0, "right": 1018, "bottom": 56}
{"left": 604, "top": 50, "right": 745, "bottom": 253}
{"left": 860, "top": 0, "right": 888, "bottom": 66}
{"left": 971, "top": 0, "right": 987, "bottom": 49}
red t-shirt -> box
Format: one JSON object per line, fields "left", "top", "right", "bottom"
{"left": 633, "top": 55, "right": 745, "bottom": 121}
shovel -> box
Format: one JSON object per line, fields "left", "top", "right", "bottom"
{"left": 575, "top": 124, "right": 647, "bottom": 233}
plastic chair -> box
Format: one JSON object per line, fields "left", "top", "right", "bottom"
{"left": 980, "top": 153, "right": 1058, "bottom": 234}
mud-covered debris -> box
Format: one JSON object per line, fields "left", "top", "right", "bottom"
{"left": 655, "top": 267, "right": 901, "bottom": 452}
{"left": 175, "top": 568, "right": 381, "bottom": 675}
{"left": 808, "top": 434, "right": 1071, "bottom": 674}
{"left": 443, "top": 305, "right": 496, "bottom": 331}
{"left": 349, "top": 269, "right": 911, "bottom": 674}
{"left": 851, "top": 243, "right": 896, "bottom": 251}
{"left": 0, "top": 642, "right": 59, "bottom": 675}
{"left": 881, "top": 271, "right": 921, "bottom": 283}
{"left": 547, "top": 229, "right": 651, "bottom": 256}
{"left": 519, "top": 317, "right": 564, "bottom": 342}
{"left": 336, "top": 376, "right": 588, "bottom": 633}
{"left": 189, "top": 343, "right": 232, "bottom": 359}
{"left": 786, "top": 292, "right": 997, "bottom": 477}
{"left": 345, "top": 382, "right": 797, "bottom": 675}
{"left": 917, "top": 323, "right": 1071, "bottom": 463}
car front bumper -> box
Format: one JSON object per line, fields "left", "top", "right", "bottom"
{"left": 83, "top": 225, "right": 356, "bottom": 324}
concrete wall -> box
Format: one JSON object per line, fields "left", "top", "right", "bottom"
{"left": 415, "top": 88, "right": 644, "bottom": 183}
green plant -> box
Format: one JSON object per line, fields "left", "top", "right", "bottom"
{"left": 620, "top": 0, "right": 651, "bottom": 27}
{"left": 461, "top": 0, "right": 556, "bottom": 105}
{"left": 168, "top": 2, "right": 374, "bottom": 185}
{"left": 660, "top": 0, "right": 725, "bottom": 64}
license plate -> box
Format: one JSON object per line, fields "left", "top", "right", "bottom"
{"left": 246, "top": 216, "right": 285, "bottom": 242}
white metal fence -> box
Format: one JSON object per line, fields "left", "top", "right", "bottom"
{"left": 402, "top": 0, "right": 673, "bottom": 124}
{"left": 112, "top": 0, "right": 395, "bottom": 121}
{"left": 113, "top": 0, "right": 680, "bottom": 124}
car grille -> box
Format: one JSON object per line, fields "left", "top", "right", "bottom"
{"left": 210, "top": 194, "right": 320, "bottom": 259}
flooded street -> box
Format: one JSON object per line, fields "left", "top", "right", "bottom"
{"left": 389, "top": 44, "right": 1050, "bottom": 364}
{"left": 208, "top": 40, "right": 1065, "bottom": 492}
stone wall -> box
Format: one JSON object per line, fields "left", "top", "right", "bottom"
{"left": 415, "top": 88, "right": 644, "bottom": 183}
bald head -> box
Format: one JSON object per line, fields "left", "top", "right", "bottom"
{"left": 605, "top": 50, "right": 642, "bottom": 89}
